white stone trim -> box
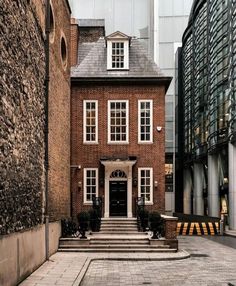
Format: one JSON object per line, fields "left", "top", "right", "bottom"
{"left": 101, "top": 160, "right": 136, "bottom": 218}
{"left": 107, "top": 40, "right": 129, "bottom": 70}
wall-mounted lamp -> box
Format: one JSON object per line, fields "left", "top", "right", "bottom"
{"left": 70, "top": 165, "right": 81, "bottom": 170}
{"left": 133, "top": 177, "right": 138, "bottom": 187}
{"left": 154, "top": 180, "right": 158, "bottom": 188}
{"left": 78, "top": 181, "right": 82, "bottom": 190}
{"left": 156, "top": 126, "right": 162, "bottom": 132}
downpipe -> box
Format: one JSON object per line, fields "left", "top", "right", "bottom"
{"left": 44, "top": 0, "right": 50, "bottom": 261}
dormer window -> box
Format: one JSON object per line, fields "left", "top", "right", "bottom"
{"left": 106, "top": 31, "right": 130, "bottom": 70}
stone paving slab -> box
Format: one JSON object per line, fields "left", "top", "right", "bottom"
{"left": 19, "top": 250, "right": 189, "bottom": 286}
{"left": 20, "top": 236, "right": 236, "bottom": 286}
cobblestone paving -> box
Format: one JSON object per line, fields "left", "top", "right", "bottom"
{"left": 81, "top": 236, "right": 236, "bottom": 286}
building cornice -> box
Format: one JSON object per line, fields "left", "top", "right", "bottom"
{"left": 71, "top": 77, "right": 172, "bottom": 92}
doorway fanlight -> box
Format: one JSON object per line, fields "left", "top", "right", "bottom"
{"left": 110, "top": 169, "right": 127, "bottom": 178}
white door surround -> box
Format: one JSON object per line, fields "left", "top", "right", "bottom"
{"left": 101, "top": 159, "right": 136, "bottom": 218}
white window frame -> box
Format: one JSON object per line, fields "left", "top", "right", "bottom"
{"left": 108, "top": 100, "right": 129, "bottom": 144}
{"left": 83, "top": 168, "right": 98, "bottom": 204}
{"left": 83, "top": 100, "right": 98, "bottom": 144}
{"left": 138, "top": 100, "right": 153, "bottom": 143}
{"left": 138, "top": 167, "right": 153, "bottom": 204}
{"left": 107, "top": 40, "right": 129, "bottom": 70}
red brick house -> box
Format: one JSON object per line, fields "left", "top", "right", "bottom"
{"left": 71, "top": 30, "right": 171, "bottom": 218}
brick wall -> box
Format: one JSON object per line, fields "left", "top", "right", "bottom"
{"left": 79, "top": 27, "right": 105, "bottom": 43}
{"left": 165, "top": 218, "right": 177, "bottom": 239}
{"left": 70, "top": 18, "right": 79, "bottom": 66}
{"left": 0, "top": 0, "right": 45, "bottom": 235}
{"left": 71, "top": 84, "right": 166, "bottom": 218}
{"left": 48, "top": 0, "right": 71, "bottom": 221}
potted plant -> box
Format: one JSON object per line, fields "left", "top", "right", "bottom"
{"left": 77, "top": 211, "right": 90, "bottom": 239}
{"left": 89, "top": 209, "right": 101, "bottom": 232}
{"left": 149, "top": 211, "right": 165, "bottom": 239}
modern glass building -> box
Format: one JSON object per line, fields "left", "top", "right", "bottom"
{"left": 154, "top": 0, "right": 193, "bottom": 214}
{"left": 68, "top": 0, "right": 154, "bottom": 57}
{"left": 177, "top": 0, "right": 236, "bottom": 230}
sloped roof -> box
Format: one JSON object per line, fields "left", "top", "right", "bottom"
{"left": 72, "top": 37, "right": 165, "bottom": 78}
{"left": 71, "top": 36, "right": 172, "bottom": 90}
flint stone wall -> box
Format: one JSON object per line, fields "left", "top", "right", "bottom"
{"left": 0, "top": 0, "right": 45, "bottom": 235}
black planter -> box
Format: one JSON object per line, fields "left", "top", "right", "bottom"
{"left": 149, "top": 211, "right": 165, "bottom": 239}
{"left": 77, "top": 212, "right": 90, "bottom": 239}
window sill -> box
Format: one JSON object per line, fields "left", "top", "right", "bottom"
{"left": 83, "top": 202, "right": 93, "bottom": 205}
{"left": 107, "top": 142, "right": 129, "bottom": 145}
{"left": 138, "top": 141, "right": 153, "bottom": 145}
{"left": 143, "top": 202, "right": 153, "bottom": 205}
{"left": 83, "top": 142, "right": 99, "bottom": 145}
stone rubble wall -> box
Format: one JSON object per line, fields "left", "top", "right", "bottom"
{"left": 0, "top": 0, "right": 46, "bottom": 235}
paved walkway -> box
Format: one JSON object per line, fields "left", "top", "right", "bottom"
{"left": 20, "top": 236, "right": 236, "bottom": 286}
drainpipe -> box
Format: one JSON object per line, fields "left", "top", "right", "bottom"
{"left": 44, "top": 0, "right": 50, "bottom": 261}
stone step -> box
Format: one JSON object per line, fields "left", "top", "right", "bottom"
{"left": 59, "top": 244, "right": 169, "bottom": 249}
{"left": 101, "top": 219, "right": 137, "bottom": 224}
{"left": 101, "top": 221, "right": 137, "bottom": 224}
{"left": 90, "top": 239, "right": 149, "bottom": 245}
{"left": 100, "top": 227, "right": 138, "bottom": 231}
{"left": 102, "top": 218, "right": 137, "bottom": 221}
{"left": 58, "top": 248, "right": 177, "bottom": 253}
{"left": 98, "top": 231, "right": 140, "bottom": 234}
{"left": 92, "top": 232, "right": 146, "bottom": 236}
{"left": 100, "top": 225, "right": 137, "bottom": 229}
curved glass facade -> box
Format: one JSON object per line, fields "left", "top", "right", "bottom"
{"left": 179, "top": 0, "right": 236, "bottom": 222}
{"left": 182, "top": 0, "right": 236, "bottom": 159}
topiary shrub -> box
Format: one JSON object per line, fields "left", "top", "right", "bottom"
{"left": 61, "top": 218, "right": 78, "bottom": 237}
{"left": 149, "top": 211, "right": 165, "bottom": 239}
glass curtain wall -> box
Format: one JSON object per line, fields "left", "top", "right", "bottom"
{"left": 208, "top": 0, "right": 230, "bottom": 151}
{"left": 192, "top": 2, "right": 208, "bottom": 158}
{"left": 229, "top": 0, "right": 236, "bottom": 142}
{"left": 183, "top": 32, "right": 193, "bottom": 160}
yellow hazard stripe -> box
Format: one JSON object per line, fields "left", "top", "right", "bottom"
{"left": 177, "top": 222, "right": 219, "bottom": 235}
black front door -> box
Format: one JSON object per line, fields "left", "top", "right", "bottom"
{"left": 109, "top": 181, "right": 127, "bottom": 216}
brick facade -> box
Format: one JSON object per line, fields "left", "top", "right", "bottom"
{"left": 48, "top": 0, "right": 71, "bottom": 221}
{"left": 71, "top": 83, "right": 166, "bottom": 218}
{"left": 70, "top": 18, "right": 79, "bottom": 66}
{"left": 79, "top": 26, "right": 105, "bottom": 43}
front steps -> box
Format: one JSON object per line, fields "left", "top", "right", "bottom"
{"left": 58, "top": 218, "right": 177, "bottom": 253}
